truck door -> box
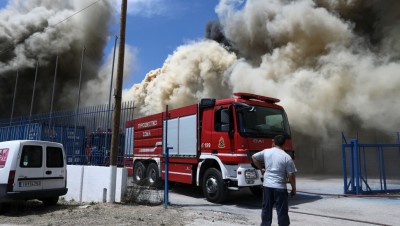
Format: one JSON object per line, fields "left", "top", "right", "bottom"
{"left": 43, "top": 145, "right": 66, "bottom": 189}
{"left": 212, "top": 106, "right": 234, "bottom": 155}
{"left": 14, "top": 145, "right": 44, "bottom": 192}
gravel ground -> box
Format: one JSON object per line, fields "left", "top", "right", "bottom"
{"left": 0, "top": 198, "right": 192, "bottom": 226}
{"left": 0, "top": 198, "right": 253, "bottom": 226}
{"left": 0, "top": 183, "right": 250, "bottom": 226}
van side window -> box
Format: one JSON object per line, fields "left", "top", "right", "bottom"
{"left": 46, "top": 147, "right": 64, "bottom": 168}
{"left": 20, "top": 145, "right": 42, "bottom": 168}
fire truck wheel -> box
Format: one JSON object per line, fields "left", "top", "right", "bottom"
{"left": 133, "top": 161, "right": 146, "bottom": 185}
{"left": 202, "top": 168, "right": 228, "bottom": 203}
{"left": 147, "top": 162, "right": 162, "bottom": 188}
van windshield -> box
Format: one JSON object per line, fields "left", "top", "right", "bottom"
{"left": 236, "top": 105, "right": 291, "bottom": 138}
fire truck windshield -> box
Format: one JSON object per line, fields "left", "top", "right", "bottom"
{"left": 236, "top": 105, "right": 291, "bottom": 138}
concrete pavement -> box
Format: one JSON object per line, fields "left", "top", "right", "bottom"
{"left": 165, "top": 175, "right": 400, "bottom": 226}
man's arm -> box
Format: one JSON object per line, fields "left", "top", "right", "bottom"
{"left": 252, "top": 155, "right": 265, "bottom": 174}
{"left": 288, "top": 172, "right": 296, "bottom": 197}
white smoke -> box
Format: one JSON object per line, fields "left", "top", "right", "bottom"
{"left": 216, "top": 0, "right": 400, "bottom": 137}
{"left": 124, "top": 0, "right": 400, "bottom": 140}
{"left": 83, "top": 44, "right": 137, "bottom": 106}
{"left": 123, "top": 40, "right": 237, "bottom": 116}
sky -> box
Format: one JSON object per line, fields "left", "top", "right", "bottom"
{"left": 120, "top": 0, "right": 219, "bottom": 86}
{"left": 97, "top": 0, "right": 220, "bottom": 88}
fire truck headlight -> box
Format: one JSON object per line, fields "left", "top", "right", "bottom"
{"left": 245, "top": 169, "right": 257, "bottom": 179}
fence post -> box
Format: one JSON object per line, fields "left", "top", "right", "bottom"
{"left": 352, "top": 139, "right": 360, "bottom": 194}
{"left": 73, "top": 46, "right": 85, "bottom": 165}
{"left": 29, "top": 61, "right": 39, "bottom": 122}
{"left": 341, "top": 133, "right": 348, "bottom": 193}
{"left": 349, "top": 139, "right": 354, "bottom": 193}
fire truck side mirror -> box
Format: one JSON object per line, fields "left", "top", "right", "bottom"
{"left": 199, "top": 98, "right": 216, "bottom": 110}
{"left": 220, "top": 109, "right": 234, "bottom": 138}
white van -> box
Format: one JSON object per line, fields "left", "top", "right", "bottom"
{"left": 0, "top": 140, "right": 67, "bottom": 207}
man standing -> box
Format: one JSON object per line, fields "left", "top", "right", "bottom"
{"left": 252, "top": 135, "right": 297, "bottom": 226}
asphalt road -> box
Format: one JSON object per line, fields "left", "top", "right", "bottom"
{"left": 164, "top": 176, "right": 400, "bottom": 226}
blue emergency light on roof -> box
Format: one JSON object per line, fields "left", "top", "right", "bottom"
{"left": 234, "top": 92, "right": 280, "bottom": 103}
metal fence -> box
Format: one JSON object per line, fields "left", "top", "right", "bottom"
{"left": 342, "top": 132, "right": 400, "bottom": 194}
{"left": 0, "top": 101, "right": 135, "bottom": 166}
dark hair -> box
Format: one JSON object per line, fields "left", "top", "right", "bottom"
{"left": 274, "top": 135, "right": 286, "bottom": 146}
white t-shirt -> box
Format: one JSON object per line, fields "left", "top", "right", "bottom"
{"left": 253, "top": 147, "right": 297, "bottom": 189}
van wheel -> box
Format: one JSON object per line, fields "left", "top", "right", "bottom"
{"left": 133, "top": 161, "right": 146, "bottom": 185}
{"left": 146, "top": 162, "right": 162, "bottom": 188}
{"left": 41, "top": 197, "right": 59, "bottom": 206}
{"left": 202, "top": 168, "right": 228, "bottom": 203}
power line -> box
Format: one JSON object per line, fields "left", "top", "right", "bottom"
{"left": 0, "top": 0, "right": 103, "bottom": 55}
{"left": 51, "top": 0, "right": 103, "bottom": 28}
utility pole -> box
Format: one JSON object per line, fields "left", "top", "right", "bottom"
{"left": 109, "top": 0, "right": 127, "bottom": 203}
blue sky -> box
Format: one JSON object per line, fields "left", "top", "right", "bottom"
{"left": 121, "top": 0, "right": 219, "bottom": 87}
{"left": 0, "top": 0, "right": 219, "bottom": 88}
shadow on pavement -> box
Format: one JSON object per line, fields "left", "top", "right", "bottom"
{"left": 169, "top": 183, "right": 322, "bottom": 209}
{"left": 0, "top": 199, "right": 80, "bottom": 216}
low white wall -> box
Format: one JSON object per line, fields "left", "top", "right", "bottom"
{"left": 63, "top": 165, "right": 127, "bottom": 203}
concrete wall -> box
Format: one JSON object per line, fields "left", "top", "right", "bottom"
{"left": 63, "top": 165, "right": 127, "bottom": 203}
{"left": 293, "top": 131, "right": 400, "bottom": 177}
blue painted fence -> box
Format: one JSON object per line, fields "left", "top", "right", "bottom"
{"left": 0, "top": 101, "right": 134, "bottom": 166}
{"left": 342, "top": 132, "right": 400, "bottom": 195}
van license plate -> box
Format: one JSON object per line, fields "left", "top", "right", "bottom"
{"left": 19, "top": 181, "right": 41, "bottom": 187}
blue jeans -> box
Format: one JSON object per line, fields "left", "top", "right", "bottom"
{"left": 261, "top": 186, "right": 289, "bottom": 226}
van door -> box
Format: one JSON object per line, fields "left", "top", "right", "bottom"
{"left": 43, "top": 145, "right": 66, "bottom": 189}
{"left": 14, "top": 145, "right": 44, "bottom": 191}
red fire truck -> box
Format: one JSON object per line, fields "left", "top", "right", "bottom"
{"left": 125, "top": 92, "right": 293, "bottom": 203}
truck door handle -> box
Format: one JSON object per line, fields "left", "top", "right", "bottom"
{"left": 46, "top": 171, "right": 52, "bottom": 175}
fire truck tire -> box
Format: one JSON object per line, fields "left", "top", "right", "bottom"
{"left": 133, "top": 161, "right": 146, "bottom": 185}
{"left": 202, "top": 168, "right": 228, "bottom": 203}
{"left": 146, "top": 162, "right": 162, "bottom": 188}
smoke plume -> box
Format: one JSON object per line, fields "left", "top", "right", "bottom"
{"left": 205, "top": 20, "right": 234, "bottom": 52}
{"left": 0, "top": 0, "right": 113, "bottom": 117}
{"left": 125, "top": 0, "right": 400, "bottom": 141}
{"left": 123, "top": 40, "right": 236, "bottom": 115}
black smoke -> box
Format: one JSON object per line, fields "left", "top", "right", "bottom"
{"left": 205, "top": 20, "right": 236, "bottom": 53}
{"left": 0, "top": 0, "right": 112, "bottom": 119}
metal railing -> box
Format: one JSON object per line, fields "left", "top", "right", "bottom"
{"left": 0, "top": 101, "right": 135, "bottom": 166}
{"left": 342, "top": 132, "right": 400, "bottom": 194}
